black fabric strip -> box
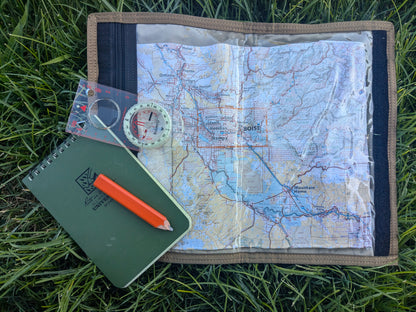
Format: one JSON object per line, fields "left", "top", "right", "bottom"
{"left": 372, "top": 30, "right": 391, "bottom": 256}
{"left": 96, "top": 23, "right": 137, "bottom": 93}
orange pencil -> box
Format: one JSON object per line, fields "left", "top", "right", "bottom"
{"left": 93, "top": 174, "right": 173, "bottom": 231}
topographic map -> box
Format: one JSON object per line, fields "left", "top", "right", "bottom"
{"left": 136, "top": 39, "right": 374, "bottom": 252}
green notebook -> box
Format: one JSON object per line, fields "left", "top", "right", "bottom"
{"left": 22, "top": 136, "right": 191, "bottom": 288}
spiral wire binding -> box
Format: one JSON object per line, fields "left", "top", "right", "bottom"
{"left": 27, "top": 136, "right": 77, "bottom": 181}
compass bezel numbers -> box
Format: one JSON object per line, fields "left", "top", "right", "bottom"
{"left": 123, "top": 102, "right": 172, "bottom": 148}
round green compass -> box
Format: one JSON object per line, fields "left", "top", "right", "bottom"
{"left": 123, "top": 103, "right": 172, "bottom": 148}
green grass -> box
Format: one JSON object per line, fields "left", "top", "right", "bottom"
{"left": 1, "top": 0, "right": 415, "bottom": 311}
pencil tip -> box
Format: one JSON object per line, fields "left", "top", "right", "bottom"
{"left": 157, "top": 220, "right": 173, "bottom": 231}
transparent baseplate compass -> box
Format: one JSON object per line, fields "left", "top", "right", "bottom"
{"left": 66, "top": 79, "right": 182, "bottom": 151}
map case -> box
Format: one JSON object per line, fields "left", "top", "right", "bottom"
{"left": 82, "top": 13, "right": 398, "bottom": 266}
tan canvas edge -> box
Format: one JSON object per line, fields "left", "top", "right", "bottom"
{"left": 87, "top": 15, "right": 99, "bottom": 83}
{"left": 386, "top": 26, "right": 399, "bottom": 258}
{"left": 159, "top": 252, "right": 398, "bottom": 266}
{"left": 87, "top": 12, "right": 398, "bottom": 266}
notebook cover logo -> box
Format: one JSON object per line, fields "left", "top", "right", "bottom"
{"left": 76, "top": 168, "right": 98, "bottom": 195}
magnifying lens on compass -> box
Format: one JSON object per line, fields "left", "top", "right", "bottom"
{"left": 88, "top": 97, "right": 121, "bottom": 130}
{"left": 123, "top": 103, "right": 172, "bottom": 149}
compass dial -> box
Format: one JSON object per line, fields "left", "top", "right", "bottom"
{"left": 123, "top": 103, "right": 172, "bottom": 148}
